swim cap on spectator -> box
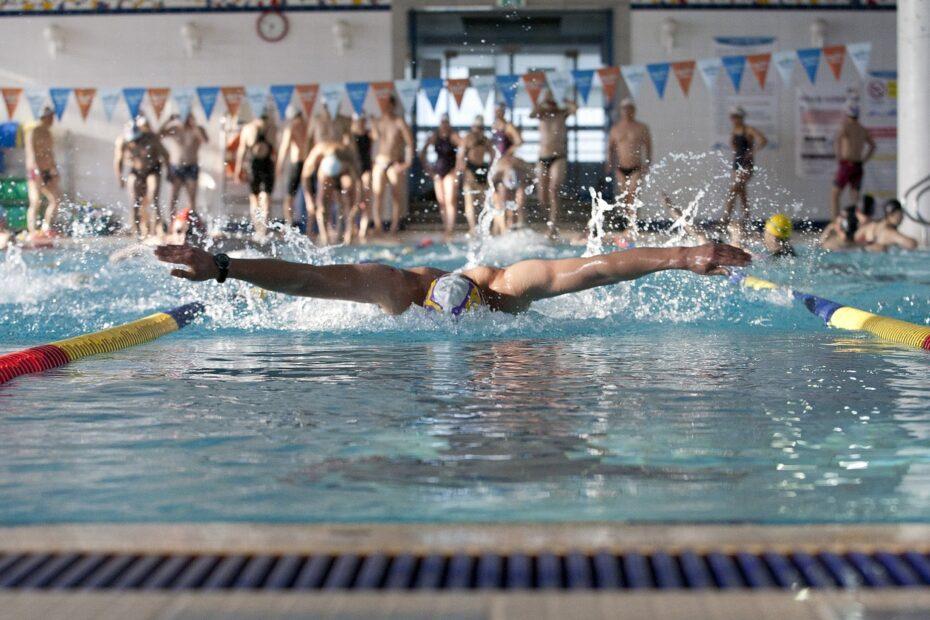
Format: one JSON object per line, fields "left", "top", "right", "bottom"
{"left": 765, "top": 214, "right": 792, "bottom": 240}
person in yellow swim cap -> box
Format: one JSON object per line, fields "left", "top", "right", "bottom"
{"left": 763, "top": 213, "right": 795, "bottom": 258}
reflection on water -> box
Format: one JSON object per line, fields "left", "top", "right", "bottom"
{"left": 1, "top": 330, "right": 927, "bottom": 524}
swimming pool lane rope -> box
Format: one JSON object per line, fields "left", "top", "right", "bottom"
{"left": 0, "top": 302, "right": 204, "bottom": 385}
{"left": 731, "top": 273, "right": 930, "bottom": 351}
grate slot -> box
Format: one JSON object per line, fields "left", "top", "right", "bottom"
{"left": 592, "top": 552, "right": 621, "bottom": 588}
{"left": 819, "top": 552, "right": 860, "bottom": 588}
{"left": 17, "top": 553, "right": 81, "bottom": 588}
{"left": 476, "top": 553, "right": 502, "bottom": 589}
{"left": 355, "top": 554, "right": 389, "bottom": 589}
{"left": 681, "top": 551, "right": 714, "bottom": 589}
{"left": 505, "top": 554, "right": 532, "bottom": 589}
{"left": 383, "top": 554, "right": 417, "bottom": 590}
{"left": 79, "top": 554, "right": 137, "bottom": 589}
{"left": 49, "top": 554, "right": 109, "bottom": 589}
{"left": 762, "top": 551, "right": 803, "bottom": 589}
{"left": 791, "top": 552, "right": 835, "bottom": 588}
{"left": 323, "top": 554, "right": 360, "bottom": 589}
{"left": 536, "top": 553, "right": 562, "bottom": 589}
{"left": 734, "top": 552, "right": 775, "bottom": 588}
{"left": 622, "top": 553, "right": 651, "bottom": 588}
{"left": 445, "top": 554, "right": 474, "bottom": 589}
{"left": 0, "top": 554, "right": 53, "bottom": 588}
{"left": 293, "top": 555, "right": 331, "bottom": 589}
{"left": 201, "top": 555, "right": 248, "bottom": 589}
{"left": 234, "top": 555, "right": 277, "bottom": 589}
{"left": 565, "top": 552, "right": 592, "bottom": 589}
{"left": 903, "top": 552, "right": 930, "bottom": 585}
{"left": 873, "top": 552, "right": 920, "bottom": 587}
{"left": 264, "top": 555, "right": 303, "bottom": 589}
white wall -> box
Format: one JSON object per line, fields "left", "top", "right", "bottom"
{"left": 630, "top": 9, "right": 896, "bottom": 221}
{"left": 0, "top": 11, "right": 392, "bottom": 223}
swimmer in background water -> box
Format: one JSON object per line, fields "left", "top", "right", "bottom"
{"left": 854, "top": 200, "right": 918, "bottom": 252}
{"left": 155, "top": 242, "right": 750, "bottom": 316}
{"left": 819, "top": 205, "right": 861, "bottom": 251}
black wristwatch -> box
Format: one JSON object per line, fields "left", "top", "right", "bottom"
{"left": 213, "top": 253, "right": 230, "bottom": 283}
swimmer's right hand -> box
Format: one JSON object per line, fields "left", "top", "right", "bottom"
{"left": 154, "top": 244, "right": 219, "bottom": 281}
{"left": 682, "top": 243, "right": 751, "bottom": 276}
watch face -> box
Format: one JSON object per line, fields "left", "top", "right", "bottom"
{"left": 258, "top": 11, "right": 288, "bottom": 43}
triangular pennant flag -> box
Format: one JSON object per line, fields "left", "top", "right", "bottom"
{"left": 772, "top": 51, "right": 796, "bottom": 85}
{"left": 49, "top": 88, "right": 71, "bottom": 120}
{"left": 294, "top": 84, "right": 318, "bottom": 117}
{"left": 370, "top": 81, "right": 395, "bottom": 115}
{"left": 1, "top": 88, "right": 22, "bottom": 119}
{"left": 494, "top": 75, "right": 520, "bottom": 108}
{"left": 616, "top": 65, "right": 642, "bottom": 101}
{"left": 747, "top": 53, "right": 771, "bottom": 89}
{"left": 846, "top": 42, "right": 871, "bottom": 80}
{"left": 571, "top": 69, "right": 595, "bottom": 104}
{"left": 696, "top": 58, "right": 723, "bottom": 92}
{"left": 73, "top": 88, "right": 96, "bottom": 121}
{"left": 521, "top": 72, "right": 546, "bottom": 106}
{"left": 122, "top": 88, "right": 146, "bottom": 118}
{"left": 823, "top": 45, "right": 846, "bottom": 80}
{"left": 270, "top": 84, "right": 294, "bottom": 119}
{"left": 646, "top": 63, "right": 670, "bottom": 99}
{"left": 671, "top": 61, "right": 696, "bottom": 97}
{"left": 148, "top": 87, "right": 170, "bottom": 120}
{"left": 25, "top": 89, "right": 48, "bottom": 120}
{"left": 797, "top": 48, "right": 822, "bottom": 84}
{"left": 100, "top": 88, "right": 121, "bottom": 122}
{"left": 345, "top": 82, "right": 370, "bottom": 115}
{"left": 393, "top": 79, "right": 419, "bottom": 113}
{"left": 420, "top": 78, "right": 444, "bottom": 112}
{"left": 470, "top": 75, "right": 495, "bottom": 106}
{"left": 245, "top": 85, "right": 269, "bottom": 116}
{"left": 320, "top": 83, "right": 344, "bottom": 117}
{"left": 172, "top": 87, "right": 195, "bottom": 119}
{"left": 446, "top": 78, "right": 471, "bottom": 108}
{"left": 221, "top": 86, "right": 246, "bottom": 118}
{"left": 545, "top": 71, "right": 572, "bottom": 104}
{"left": 196, "top": 87, "right": 220, "bottom": 119}
{"left": 721, "top": 55, "right": 746, "bottom": 92}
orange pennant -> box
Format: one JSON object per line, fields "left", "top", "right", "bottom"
{"left": 1, "top": 87, "right": 22, "bottom": 119}
{"left": 294, "top": 84, "right": 318, "bottom": 117}
{"left": 148, "top": 87, "right": 170, "bottom": 120}
{"left": 221, "top": 86, "right": 246, "bottom": 118}
{"left": 747, "top": 53, "right": 771, "bottom": 89}
{"left": 596, "top": 67, "right": 621, "bottom": 104}
{"left": 823, "top": 45, "right": 846, "bottom": 80}
{"left": 522, "top": 72, "right": 546, "bottom": 106}
{"left": 370, "top": 81, "right": 396, "bottom": 115}
{"left": 446, "top": 78, "right": 470, "bottom": 108}
{"left": 73, "top": 88, "right": 96, "bottom": 121}
{"left": 671, "top": 61, "right": 696, "bottom": 96}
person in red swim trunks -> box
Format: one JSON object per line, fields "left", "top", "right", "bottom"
{"left": 831, "top": 103, "right": 875, "bottom": 220}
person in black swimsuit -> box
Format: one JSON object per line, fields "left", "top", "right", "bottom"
{"left": 235, "top": 111, "right": 277, "bottom": 240}
{"left": 351, "top": 114, "right": 376, "bottom": 242}
{"left": 457, "top": 115, "right": 495, "bottom": 233}
{"left": 419, "top": 113, "right": 461, "bottom": 240}
{"left": 723, "top": 106, "right": 767, "bottom": 234}
{"left": 530, "top": 90, "right": 577, "bottom": 237}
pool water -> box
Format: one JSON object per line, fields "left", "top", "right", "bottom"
{"left": 1, "top": 233, "right": 929, "bottom": 524}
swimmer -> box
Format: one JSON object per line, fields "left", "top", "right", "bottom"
{"left": 531, "top": 90, "right": 577, "bottom": 236}
{"left": 156, "top": 242, "right": 751, "bottom": 316}
{"left": 350, "top": 114, "right": 375, "bottom": 242}
{"left": 458, "top": 115, "right": 495, "bottom": 234}
{"left": 159, "top": 113, "right": 208, "bottom": 221}
{"left": 25, "top": 106, "right": 63, "bottom": 237}
{"left": 722, "top": 106, "right": 767, "bottom": 234}
{"left": 830, "top": 103, "right": 875, "bottom": 220}
{"left": 419, "top": 114, "right": 461, "bottom": 240}
{"left": 762, "top": 213, "right": 795, "bottom": 258}
{"left": 275, "top": 108, "right": 310, "bottom": 230}
{"left": 854, "top": 200, "right": 918, "bottom": 252}
{"left": 235, "top": 109, "right": 277, "bottom": 241}
{"left": 371, "top": 94, "right": 414, "bottom": 235}
{"left": 490, "top": 102, "right": 528, "bottom": 232}
{"left": 114, "top": 116, "right": 170, "bottom": 237}
{"left": 662, "top": 192, "right": 709, "bottom": 245}
{"left": 819, "top": 205, "right": 860, "bottom": 251}
{"left": 301, "top": 141, "right": 360, "bottom": 245}
{"left": 607, "top": 99, "right": 652, "bottom": 237}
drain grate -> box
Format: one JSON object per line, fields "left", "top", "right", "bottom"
{"left": 0, "top": 551, "right": 928, "bottom": 591}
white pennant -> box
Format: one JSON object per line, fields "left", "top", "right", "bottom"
{"left": 245, "top": 85, "right": 269, "bottom": 116}
{"left": 469, "top": 75, "right": 495, "bottom": 107}
{"left": 619, "top": 65, "right": 647, "bottom": 100}
{"left": 393, "top": 79, "right": 420, "bottom": 113}
{"left": 320, "top": 83, "right": 344, "bottom": 117}
{"left": 172, "top": 87, "right": 195, "bottom": 119}
{"left": 846, "top": 42, "right": 872, "bottom": 80}
{"left": 772, "top": 51, "right": 796, "bottom": 85}
{"left": 545, "top": 71, "right": 572, "bottom": 103}
{"left": 696, "top": 57, "right": 723, "bottom": 92}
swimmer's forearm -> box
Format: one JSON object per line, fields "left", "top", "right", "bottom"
{"left": 227, "top": 258, "right": 323, "bottom": 296}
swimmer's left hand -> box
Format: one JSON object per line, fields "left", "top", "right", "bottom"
{"left": 154, "top": 244, "right": 218, "bottom": 281}
{"left": 682, "top": 243, "right": 751, "bottom": 276}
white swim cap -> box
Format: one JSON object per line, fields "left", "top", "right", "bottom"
{"left": 729, "top": 105, "right": 746, "bottom": 117}
{"left": 503, "top": 168, "right": 519, "bottom": 190}
{"left": 319, "top": 154, "right": 342, "bottom": 178}
{"left": 423, "top": 273, "right": 484, "bottom": 317}
{"left": 620, "top": 97, "right": 635, "bottom": 108}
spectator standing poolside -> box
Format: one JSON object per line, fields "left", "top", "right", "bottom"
{"left": 531, "top": 90, "right": 577, "bottom": 237}
{"left": 831, "top": 103, "right": 875, "bottom": 220}
{"left": 25, "top": 106, "right": 62, "bottom": 236}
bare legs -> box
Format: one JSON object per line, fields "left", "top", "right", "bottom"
{"left": 249, "top": 190, "right": 270, "bottom": 241}
{"left": 723, "top": 168, "right": 752, "bottom": 232}
{"left": 537, "top": 157, "right": 566, "bottom": 236}
{"left": 434, "top": 172, "right": 458, "bottom": 240}
{"left": 26, "top": 176, "right": 61, "bottom": 234}
{"left": 830, "top": 184, "right": 858, "bottom": 220}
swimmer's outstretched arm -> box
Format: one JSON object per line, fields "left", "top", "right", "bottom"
{"left": 481, "top": 244, "right": 750, "bottom": 311}
{"left": 154, "top": 245, "right": 424, "bottom": 314}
